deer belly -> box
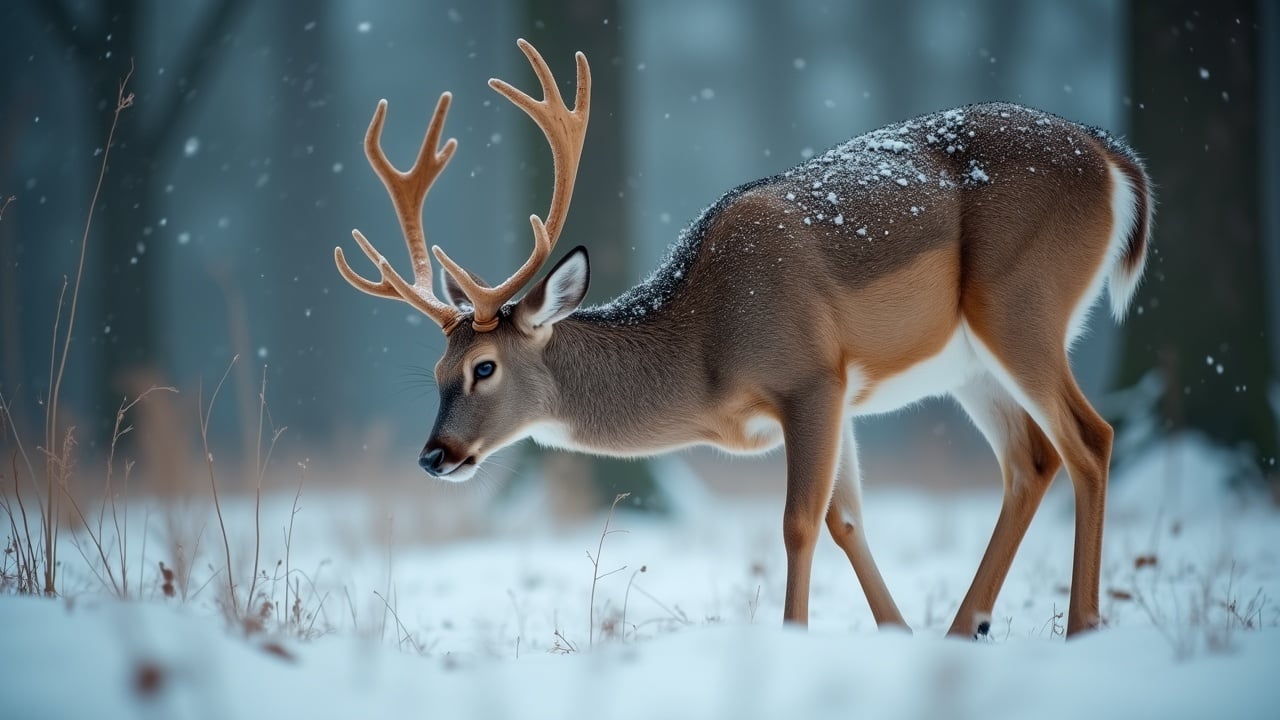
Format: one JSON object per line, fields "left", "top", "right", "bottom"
{"left": 849, "top": 329, "right": 982, "bottom": 415}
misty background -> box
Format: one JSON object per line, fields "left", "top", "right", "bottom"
{"left": 1, "top": 1, "right": 1276, "bottom": 508}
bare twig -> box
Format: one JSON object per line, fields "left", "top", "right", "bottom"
{"left": 587, "top": 493, "right": 630, "bottom": 647}
{"left": 1040, "top": 603, "right": 1066, "bottom": 638}
{"left": 42, "top": 277, "right": 67, "bottom": 594}
{"left": 343, "top": 585, "right": 360, "bottom": 634}
{"left": 137, "top": 506, "right": 151, "bottom": 599}
{"left": 71, "top": 385, "right": 176, "bottom": 597}
{"left": 550, "top": 628, "right": 579, "bottom": 655}
{"left": 1, "top": 397, "right": 43, "bottom": 593}
{"left": 0, "top": 195, "right": 14, "bottom": 221}
{"left": 200, "top": 355, "right": 239, "bottom": 620}
{"left": 380, "top": 515, "right": 395, "bottom": 643}
{"left": 628, "top": 583, "right": 691, "bottom": 627}
{"left": 245, "top": 365, "right": 285, "bottom": 616}
{"left": 40, "top": 61, "right": 135, "bottom": 596}
{"left": 0, "top": 393, "right": 39, "bottom": 502}
{"left": 281, "top": 463, "right": 304, "bottom": 631}
{"left": 2, "top": 451, "right": 39, "bottom": 591}
{"left": 373, "top": 590, "right": 423, "bottom": 655}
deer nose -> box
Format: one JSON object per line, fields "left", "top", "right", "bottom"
{"left": 419, "top": 447, "right": 446, "bottom": 476}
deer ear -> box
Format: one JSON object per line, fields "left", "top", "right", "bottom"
{"left": 515, "top": 246, "right": 589, "bottom": 331}
{"left": 439, "top": 266, "right": 486, "bottom": 311}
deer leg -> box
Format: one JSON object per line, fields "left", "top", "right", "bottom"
{"left": 972, "top": 347, "right": 1113, "bottom": 638}
{"left": 948, "top": 374, "right": 1061, "bottom": 638}
{"left": 1050, "top": 378, "right": 1113, "bottom": 636}
{"left": 824, "top": 423, "right": 909, "bottom": 630}
{"left": 779, "top": 385, "right": 844, "bottom": 626}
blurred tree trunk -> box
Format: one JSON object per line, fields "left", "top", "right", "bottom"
{"left": 1119, "top": 0, "right": 1278, "bottom": 483}
{"left": 513, "top": 0, "right": 666, "bottom": 514}
{"left": 265, "top": 1, "right": 342, "bottom": 447}
{"left": 31, "top": 0, "right": 248, "bottom": 440}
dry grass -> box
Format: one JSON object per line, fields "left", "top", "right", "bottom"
{"left": 1130, "top": 553, "right": 1273, "bottom": 659}
{"left": 0, "top": 63, "right": 134, "bottom": 597}
{"left": 60, "top": 386, "right": 176, "bottom": 598}
{"left": 587, "top": 492, "right": 630, "bottom": 647}
{"left": 0, "top": 62, "right": 327, "bottom": 653}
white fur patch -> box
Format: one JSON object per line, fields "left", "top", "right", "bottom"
{"left": 1067, "top": 159, "right": 1140, "bottom": 346}
{"left": 1105, "top": 160, "right": 1146, "bottom": 322}
{"left": 739, "top": 415, "right": 784, "bottom": 454}
{"left": 527, "top": 251, "right": 588, "bottom": 328}
{"left": 851, "top": 330, "right": 984, "bottom": 415}
{"left": 435, "top": 462, "right": 477, "bottom": 484}
{"left": 960, "top": 323, "right": 1059, "bottom": 450}
{"left": 525, "top": 420, "right": 577, "bottom": 451}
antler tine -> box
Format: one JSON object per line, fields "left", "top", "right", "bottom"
{"left": 486, "top": 39, "right": 591, "bottom": 243}
{"left": 432, "top": 214, "right": 552, "bottom": 330}
{"left": 493, "top": 39, "right": 565, "bottom": 110}
{"left": 335, "top": 94, "right": 463, "bottom": 332}
{"left": 437, "top": 39, "right": 591, "bottom": 332}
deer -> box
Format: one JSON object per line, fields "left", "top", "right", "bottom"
{"left": 335, "top": 39, "right": 1152, "bottom": 638}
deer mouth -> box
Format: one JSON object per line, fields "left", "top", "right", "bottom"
{"left": 436, "top": 455, "right": 478, "bottom": 482}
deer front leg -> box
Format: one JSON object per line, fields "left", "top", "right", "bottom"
{"left": 779, "top": 383, "right": 844, "bottom": 626}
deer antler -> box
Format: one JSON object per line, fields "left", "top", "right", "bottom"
{"left": 433, "top": 39, "right": 591, "bottom": 332}
{"left": 335, "top": 92, "right": 465, "bottom": 333}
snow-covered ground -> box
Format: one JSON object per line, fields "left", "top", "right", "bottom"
{"left": 3, "top": 435, "right": 1279, "bottom": 719}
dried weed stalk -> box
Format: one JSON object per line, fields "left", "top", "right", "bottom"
{"left": 587, "top": 492, "right": 630, "bottom": 647}
{"left": 0, "top": 63, "right": 135, "bottom": 596}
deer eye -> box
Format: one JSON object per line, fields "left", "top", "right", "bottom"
{"left": 474, "top": 361, "right": 496, "bottom": 380}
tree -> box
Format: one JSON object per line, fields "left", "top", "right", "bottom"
{"left": 1119, "top": 0, "right": 1277, "bottom": 484}
{"left": 29, "top": 0, "right": 250, "bottom": 438}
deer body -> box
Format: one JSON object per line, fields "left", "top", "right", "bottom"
{"left": 338, "top": 42, "right": 1151, "bottom": 639}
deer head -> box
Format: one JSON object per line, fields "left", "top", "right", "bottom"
{"left": 335, "top": 39, "right": 591, "bottom": 480}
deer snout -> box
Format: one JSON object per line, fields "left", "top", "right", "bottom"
{"left": 419, "top": 438, "right": 475, "bottom": 479}
{"left": 419, "top": 448, "right": 446, "bottom": 475}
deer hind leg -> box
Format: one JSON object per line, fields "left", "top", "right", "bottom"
{"left": 948, "top": 374, "right": 1061, "bottom": 639}
{"left": 825, "top": 423, "right": 909, "bottom": 630}
{"left": 968, "top": 337, "right": 1113, "bottom": 638}
{"left": 1048, "top": 376, "right": 1112, "bottom": 636}
{"left": 779, "top": 383, "right": 845, "bottom": 626}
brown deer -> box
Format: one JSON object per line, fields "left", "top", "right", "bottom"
{"left": 336, "top": 39, "right": 1152, "bottom": 638}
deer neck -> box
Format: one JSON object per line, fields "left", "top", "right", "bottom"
{"left": 537, "top": 311, "right": 705, "bottom": 454}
